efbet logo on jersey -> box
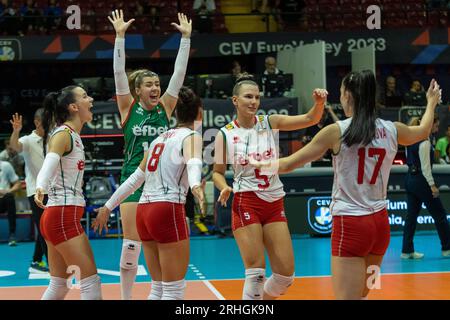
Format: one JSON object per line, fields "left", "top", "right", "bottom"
{"left": 132, "top": 125, "right": 168, "bottom": 137}
{"left": 307, "top": 196, "right": 333, "bottom": 234}
{"left": 77, "top": 160, "right": 85, "bottom": 171}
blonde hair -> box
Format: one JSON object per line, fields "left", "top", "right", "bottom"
{"left": 232, "top": 72, "right": 259, "bottom": 96}
{"left": 127, "top": 69, "right": 158, "bottom": 100}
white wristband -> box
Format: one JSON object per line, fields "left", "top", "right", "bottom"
{"left": 187, "top": 158, "right": 202, "bottom": 189}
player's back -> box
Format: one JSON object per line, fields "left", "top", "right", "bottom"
{"left": 330, "top": 118, "right": 398, "bottom": 216}
{"left": 140, "top": 127, "right": 196, "bottom": 204}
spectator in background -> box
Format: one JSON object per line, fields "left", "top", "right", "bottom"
{"left": 435, "top": 125, "right": 450, "bottom": 163}
{"left": 0, "top": 138, "right": 25, "bottom": 178}
{"left": 404, "top": 79, "right": 427, "bottom": 106}
{"left": 0, "top": 0, "right": 20, "bottom": 35}
{"left": 402, "top": 116, "right": 450, "bottom": 259}
{"left": 20, "top": 0, "right": 42, "bottom": 35}
{"left": 9, "top": 111, "right": 49, "bottom": 273}
{"left": 194, "top": 0, "right": 216, "bottom": 12}
{"left": 43, "top": 0, "right": 62, "bottom": 32}
{"left": 377, "top": 75, "right": 403, "bottom": 108}
{"left": 231, "top": 60, "right": 243, "bottom": 82}
{"left": 261, "top": 56, "right": 286, "bottom": 97}
{"left": 142, "top": 1, "right": 160, "bottom": 32}
{"left": 194, "top": 0, "right": 215, "bottom": 33}
{"left": 278, "top": 0, "right": 305, "bottom": 30}
{"left": 0, "top": 159, "right": 21, "bottom": 246}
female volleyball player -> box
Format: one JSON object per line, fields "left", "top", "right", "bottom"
{"left": 34, "top": 86, "right": 102, "bottom": 300}
{"left": 256, "top": 70, "right": 442, "bottom": 299}
{"left": 212, "top": 74, "right": 328, "bottom": 300}
{"left": 93, "top": 87, "right": 205, "bottom": 300}
{"left": 109, "top": 9, "right": 192, "bottom": 299}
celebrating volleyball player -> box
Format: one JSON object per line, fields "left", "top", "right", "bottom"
{"left": 34, "top": 86, "right": 102, "bottom": 300}
{"left": 93, "top": 87, "right": 205, "bottom": 300}
{"left": 256, "top": 70, "right": 442, "bottom": 299}
{"left": 109, "top": 9, "right": 192, "bottom": 299}
{"left": 213, "top": 74, "right": 328, "bottom": 300}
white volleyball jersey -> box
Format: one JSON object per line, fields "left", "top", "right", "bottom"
{"left": 220, "top": 115, "right": 285, "bottom": 202}
{"left": 140, "top": 127, "right": 197, "bottom": 204}
{"left": 46, "top": 125, "right": 86, "bottom": 207}
{"left": 330, "top": 118, "right": 398, "bottom": 216}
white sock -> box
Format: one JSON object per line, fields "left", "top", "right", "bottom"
{"left": 242, "top": 268, "right": 265, "bottom": 300}
{"left": 147, "top": 281, "right": 163, "bottom": 300}
{"left": 41, "top": 276, "right": 70, "bottom": 300}
{"left": 80, "top": 274, "right": 102, "bottom": 300}
{"left": 161, "top": 279, "right": 186, "bottom": 300}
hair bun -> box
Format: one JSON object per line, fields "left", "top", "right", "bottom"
{"left": 235, "top": 72, "right": 255, "bottom": 84}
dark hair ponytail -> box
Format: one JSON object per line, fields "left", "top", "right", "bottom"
{"left": 175, "top": 86, "right": 201, "bottom": 124}
{"left": 41, "top": 85, "right": 78, "bottom": 155}
{"left": 342, "top": 70, "right": 377, "bottom": 147}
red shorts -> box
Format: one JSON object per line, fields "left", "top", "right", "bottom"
{"left": 331, "top": 208, "right": 390, "bottom": 257}
{"left": 40, "top": 206, "right": 85, "bottom": 246}
{"left": 136, "top": 202, "right": 189, "bottom": 243}
{"left": 232, "top": 191, "right": 287, "bottom": 231}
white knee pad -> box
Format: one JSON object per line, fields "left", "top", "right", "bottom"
{"left": 243, "top": 268, "right": 265, "bottom": 300}
{"left": 120, "top": 239, "right": 142, "bottom": 270}
{"left": 161, "top": 279, "right": 186, "bottom": 300}
{"left": 147, "top": 281, "right": 163, "bottom": 300}
{"left": 41, "top": 276, "right": 70, "bottom": 300}
{"left": 264, "top": 273, "right": 295, "bottom": 298}
{"left": 80, "top": 274, "right": 102, "bottom": 300}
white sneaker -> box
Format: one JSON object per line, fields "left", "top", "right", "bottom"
{"left": 400, "top": 252, "right": 424, "bottom": 259}
{"left": 442, "top": 250, "right": 450, "bottom": 257}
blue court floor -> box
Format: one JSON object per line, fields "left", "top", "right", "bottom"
{"left": 0, "top": 232, "right": 449, "bottom": 288}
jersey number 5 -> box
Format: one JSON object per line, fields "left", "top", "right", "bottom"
{"left": 357, "top": 147, "right": 386, "bottom": 184}
{"left": 147, "top": 143, "right": 165, "bottom": 172}
{"left": 255, "top": 169, "right": 270, "bottom": 189}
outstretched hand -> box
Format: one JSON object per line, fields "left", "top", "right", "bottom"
{"left": 108, "top": 9, "right": 135, "bottom": 37}
{"left": 426, "top": 79, "right": 442, "bottom": 106}
{"left": 312, "top": 88, "right": 328, "bottom": 106}
{"left": 92, "top": 206, "right": 111, "bottom": 235}
{"left": 10, "top": 113, "right": 22, "bottom": 132}
{"left": 171, "top": 13, "right": 192, "bottom": 38}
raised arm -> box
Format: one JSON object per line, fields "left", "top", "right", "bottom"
{"left": 269, "top": 88, "right": 328, "bottom": 131}
{"left": 160, "top": 13, "right": 192, "bottom": 118}
{"left": 9, "top": 113, "right": 23, "bottom": 153}
{"left": 109, "top": 9, "right": 135, "bottom": 122}
{"left": 395, "top": 79, "right": 441, "bottom": 146}
{"left": 212, "top": 131, "right": 232, "bottom": 207}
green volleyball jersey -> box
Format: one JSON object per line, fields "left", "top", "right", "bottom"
{"left": 121, "top": 100, "right": 169, "bottom": 179}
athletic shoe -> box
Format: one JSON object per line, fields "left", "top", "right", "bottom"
{"left": 29, "top": 261, "right": 49, "bottom": 273}
{"left": 442, "top": 250, "right": 450, "bottom": 258}
{"left": 400, "top": 252, "right": 424, "bottom": 259}
{"left": 8, "top": 234, "right": 17, "bottom": 247}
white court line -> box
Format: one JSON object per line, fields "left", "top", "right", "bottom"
{"left": 4, "top": 270, "right": 450, "bottom": 289}
{"left": 202, "top": 280, "right": 225, "bottom": 300}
